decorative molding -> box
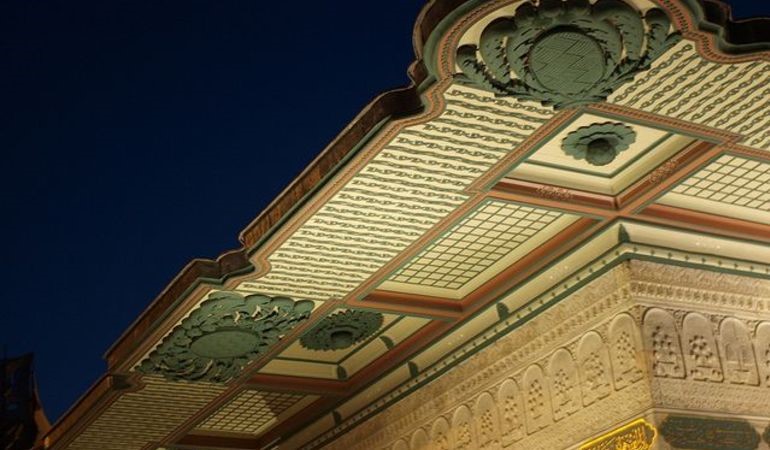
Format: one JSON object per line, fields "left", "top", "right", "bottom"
{"left": 562, "top": 122, "right": 637, "bottom": 166}
{"left": 316, "top": 266, "right": 651, "bottom": 450}
{"left": 137, "top": 292, "right": 314, "bottom": 382}
{"left": 456, "top": 0, "right": 680, "bottom": 108}
{"left": 535, "top": 184, "right": 574, "bottom": 201}
{"left": 314, "top": 263, "right": 770, "bottom": 450}
{"left": 300, "top": 310, "right": 385, "bottom": 351}
{"left": 659, "top": 415, "right": 761, "bottom": 450}
{"left": 647, "top": 159, "right": 679, "bottom": 184}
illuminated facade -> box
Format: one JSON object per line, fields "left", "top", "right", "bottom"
{"left": 42, "top": 0, "right": 770, "bottom": 449}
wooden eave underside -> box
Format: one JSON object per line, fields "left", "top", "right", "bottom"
{"left": 42, "top": 0, "right": 770, "bottom": 449}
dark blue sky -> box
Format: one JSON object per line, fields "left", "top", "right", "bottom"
{"left": 1, "top": 0, "right": 767, "bottom": 423}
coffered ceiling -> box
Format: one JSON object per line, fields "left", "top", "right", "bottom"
{"left": 42, "top": 1, "right": 770, "bottom": 449}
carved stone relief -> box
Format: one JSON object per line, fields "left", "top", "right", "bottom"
{"left": 319, "top": 263, "right": 770, "bottom": 450}
{"left": 609, "top": 313, "right": 645, "bottom": 389}
{"left": 681, "top": 313, "right": 723, "bottom": 382}
{"left": 496, "top": 380, "right": 524, "bottom": 446}
{"left": 452, "top": 406, "right": 476, "bottom": 450}
{"left": 410, "top": 428, "right": 429, "bottom": 450}
{"left": 720, "top": 318, "right": 760, "bottom": 386}
{"left": 577, "top": 332, "right": 612, "bottom": 406}
{"left": 756, "top": 322, "right": 770, "bottom": 388}
{"left": 473, "top": 393, "right": 501, "bottom": 450}
{"left": 392, "top": 439, "right": 409, "bottom": 450}
{"left": 643, "top": 308, "right": 685, "bottom": 379}
{"left": 429, "top": 417, "right": 451, "bottom": 450}
{"left": 523, "top": 365, "right": 551, "bottom": 433}
{"left": 455, "top": 0, "right": 680, "bottom": 108}
{"left": 548, "top": 349, "right": 581, "bottom": 421}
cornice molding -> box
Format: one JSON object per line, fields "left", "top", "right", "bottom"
{"left": 685, "top": 0, "right": 770, "bottom": 52}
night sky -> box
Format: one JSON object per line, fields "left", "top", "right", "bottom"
{"left": 1, "top": 0, "right": 768, "bottom": 424}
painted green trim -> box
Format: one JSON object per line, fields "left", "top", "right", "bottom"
{"left": 137, "top": 292, "right": 314, "bottom": 383}
{"left": 562, "top": 122, "right": 638, "bottom": 168}
{"left": 525, "top": 133, "right": 670, "bottom": 179}
{"left": 306, "top": 222, "right": 770, "bottom": 448}
{"left": 455, "top": 1, "right": 680, "bottom": 108}
{"left": 102, "top": 262, "right": 255, "bottom": 361}
{"left": 336, "top": 316, "right": 404, "bottom": 366}
{"left": 272, "top": 316, "right": 403, "bottom": 367}
{"left": 379, "top": 336, "right": 395, "bottom": 350}
{"left": 300, "top": 310, "right": 384, "bottom": 352}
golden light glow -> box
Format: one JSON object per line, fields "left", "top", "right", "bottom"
{"left": 579, "top": 418, "right": 657, "bottom": 450}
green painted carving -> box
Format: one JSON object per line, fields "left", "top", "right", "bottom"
{"left": 300, "top": 310, "right": 384, "bottom": 351}
{"left": 660, "top": 415, "right": 761, "bottom": 450}
{"left": 138, "top": 291, "right": 314, "bottom": 382}
{"left": 562, "top": 122, "right": 636, "bottom": 166}
{"left": 456, "top": 0, "right": 681, "bottom": 109}
{"left": 763, "top": 424, "right": 770, "bottom": 446}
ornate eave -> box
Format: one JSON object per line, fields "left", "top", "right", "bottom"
{"left": 42, "top": 1, "right": 770, "bottom": 449}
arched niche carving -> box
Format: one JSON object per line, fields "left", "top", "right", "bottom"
{"left": 392, "top": 439, "right": 409, "bottom": 450}
{"left": 410, "top": 428, "right": 429, "bottom": 450}
{"left": 577, "top": 331, "right": 612, "bottom": 406}
{"left": 497, "top": 379, "right": 525, "bottom": 445}
{"left": 548, "top": 348, "right": 581, "bottom": 421}
{"left": 452, "top": 405, "right": 476, "bottom": 450}
{"left": 755, "top": 322, "right": 770, "bottom": 388}
{"left": 720, "top": 318, "right": 759, "bottom": 385}
{"left": 429, "top": 417, "right": 452, "bottom": 450}
{"left": 681, "top": 312, "right": 723, "bottom": 382}
{"left": 523, "top": 364, "right": 552, "bottom": 433}
{"left": 474, "top": 392, "right": 501, "bottom": 450}
{"left": 643, "top": 308, "right": 685, "bottom": 378}
{"left": 609, "top": 313, "right": 645, "bottom": 389}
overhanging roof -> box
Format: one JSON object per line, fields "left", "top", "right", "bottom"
{"left": 42, "top": 0, "right": 770, "bottom": 449}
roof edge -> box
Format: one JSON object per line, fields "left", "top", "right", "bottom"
{"left": 685, "top": 0, "right": 770, "bottom": 52}
{"left": 412, "top": 0, "right": 770, "bottom": 71}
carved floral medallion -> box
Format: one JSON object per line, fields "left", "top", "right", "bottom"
{"left": 456, "top": 0, "right": 681, "bottom": 108}
{"left": 300, "top": 310, "right": 384, "bottom": 351}
{"left": 138, "top": 291, "right": 314, "bottom": 382}
{"left": 562, "top": 122, "right": 636, "bottom": 165}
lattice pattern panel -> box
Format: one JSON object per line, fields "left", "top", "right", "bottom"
{"left": 196, "top": 390, "right": 306, "bottom": 435}
{"left": 237, "top": 85, "right": 554, "bottom": 301}
{"left": 670, "top": 155, "right": 770, "bottom": 210}
{"left": 65, "top": 378, "right": 225, "bottom": 450}
{"left": 389, "top": 201, "right": 564, "bottom": 289}
{"left": 609, "top": 40, "right": 770, "bottom": 150}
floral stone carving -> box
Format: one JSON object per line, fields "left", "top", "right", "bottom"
{"left": 562, "top": 122, "right": 636, "bottom": 166}
{"left": 138, "top": 291, "right": 314, "bottom": 382}
{"left": 456, "top": 0, "right": 680, "bottom": 108}
{"left": 300, "top": 310, "right": 384, "bottom": 351}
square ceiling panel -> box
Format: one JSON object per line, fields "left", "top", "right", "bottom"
{"left": 657, "top": 154, "right": 770, "bottom": 224}
{"left": 258, "top": 310, "right": 430, "bottom": 381}
{"left": 507, "top": 113, "right": 696, "bottom": 195}
{"left": 378, "top": 199, "right": 578, "bottom": 299}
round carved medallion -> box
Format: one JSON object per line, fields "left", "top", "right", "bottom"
{"left": 300, "top": 310, "right": 384, "bottom": 351}
{"left": 530, "top": 29, "right": 606, "bottom": 96}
